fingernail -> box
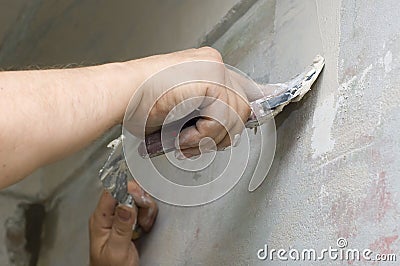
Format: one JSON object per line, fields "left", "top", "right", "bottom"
{"left": 232, "top": 134, "right": 241, "bottom": 147}
{"left": 140, "top": 194, "right": 152, "bottom": 205}
{"left": 174, "top": 150, "right": 186, "bottom": 160}
{"left": 117, "top": 207, "right": 131, "bottom": 222}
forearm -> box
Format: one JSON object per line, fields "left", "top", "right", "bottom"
{"left": 0, "top": 61, "right": 142, "bottom": 188}
{"left": 0, "top": 47, "right": 224, "bottom": 188}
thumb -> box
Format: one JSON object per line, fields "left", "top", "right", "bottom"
{"left": 108, "top": 205, "right": 137, "bottom": 251}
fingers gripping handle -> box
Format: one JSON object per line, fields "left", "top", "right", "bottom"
{"left": 138, "top": 117, "right": 200, "bottom": 158}
{"left": 137, "top": 55, "right": 325, "bottom": 158}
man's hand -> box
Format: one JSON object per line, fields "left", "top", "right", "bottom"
{"left": 125, "top": 47, "right": 251, "bottom": 158}
{"left": 89, "top": 180, "right": 158, "bottom": 266}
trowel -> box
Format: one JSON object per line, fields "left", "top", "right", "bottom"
{"left": 138, "top": 55, "right": 325, "bottom": 191}
{"left": 99, "top": 55, "right": 325, "bottom": 217}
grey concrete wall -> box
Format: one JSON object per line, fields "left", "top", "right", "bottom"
{"left": 0, "top": 0, "right": 241, "bottom": 67}
{"left": 1, "top": 0, "right": 400, "bottom": 265}
{"left": 0, "top": 1, "right": 25, "bottom": 47}
{"left": 139, "top": 0, "right": 400, "bottom": 265}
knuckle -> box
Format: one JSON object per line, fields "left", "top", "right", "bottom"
{"left": 199, "top": 46, "right": 223, "bottom": 62}
{"left": 198, "top": 119, "right": 218, "bottom": 136}
{"left": 113, "top": 224, "right": 128, "bottom": 237}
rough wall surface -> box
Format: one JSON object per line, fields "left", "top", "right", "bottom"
{"left": 0, "top": 0, "right": 399, "bottom": 265}
{"left": 139, "top": 0, "right": 400, "bottom": 265}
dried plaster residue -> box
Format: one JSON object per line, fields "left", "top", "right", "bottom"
{"left": 311, "top": 93, "right": 338, "bottom": 158}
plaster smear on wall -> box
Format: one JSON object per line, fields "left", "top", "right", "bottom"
{"left": 311, "top": 94, "right": 338, "bottom": 158}
{"left": 310, "top": 0, "right": 342, "bottom": 158}
{"left": 384, "top": 50, "right": 393, "bottom": 73}
{"left": 311, "top": 61, "right": 373, "bottom": 158}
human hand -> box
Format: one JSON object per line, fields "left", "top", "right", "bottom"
{"left": 89, "top": 180, "right": 158, "bottom": 266}
{"left": 125, "top": 47, "right": 252, "bottom": 158}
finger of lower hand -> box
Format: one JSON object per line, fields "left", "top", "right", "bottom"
{"left": 91, "top": 190, "right": 117, "bottom": 230}
{"left": 127, "top": 181, "right": 158, "bottom": 232}
{"left": 108, "top": 205, "right": 137, "bottom": 251}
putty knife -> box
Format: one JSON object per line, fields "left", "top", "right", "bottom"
{"left": 139, "top": 55, "right": 325, "bottom": 191}
{"left": 140, "top": 55, "right": 325, "bottom": 156}
{"left": 99, "top": 138, "right": 142, "bottom": 240}
{"left": 99, "top": 55, "right": 325, "bottom": 205}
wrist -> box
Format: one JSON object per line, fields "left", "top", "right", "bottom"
{"left": 94, "top": 61, "right": 145, "bottom": 125}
